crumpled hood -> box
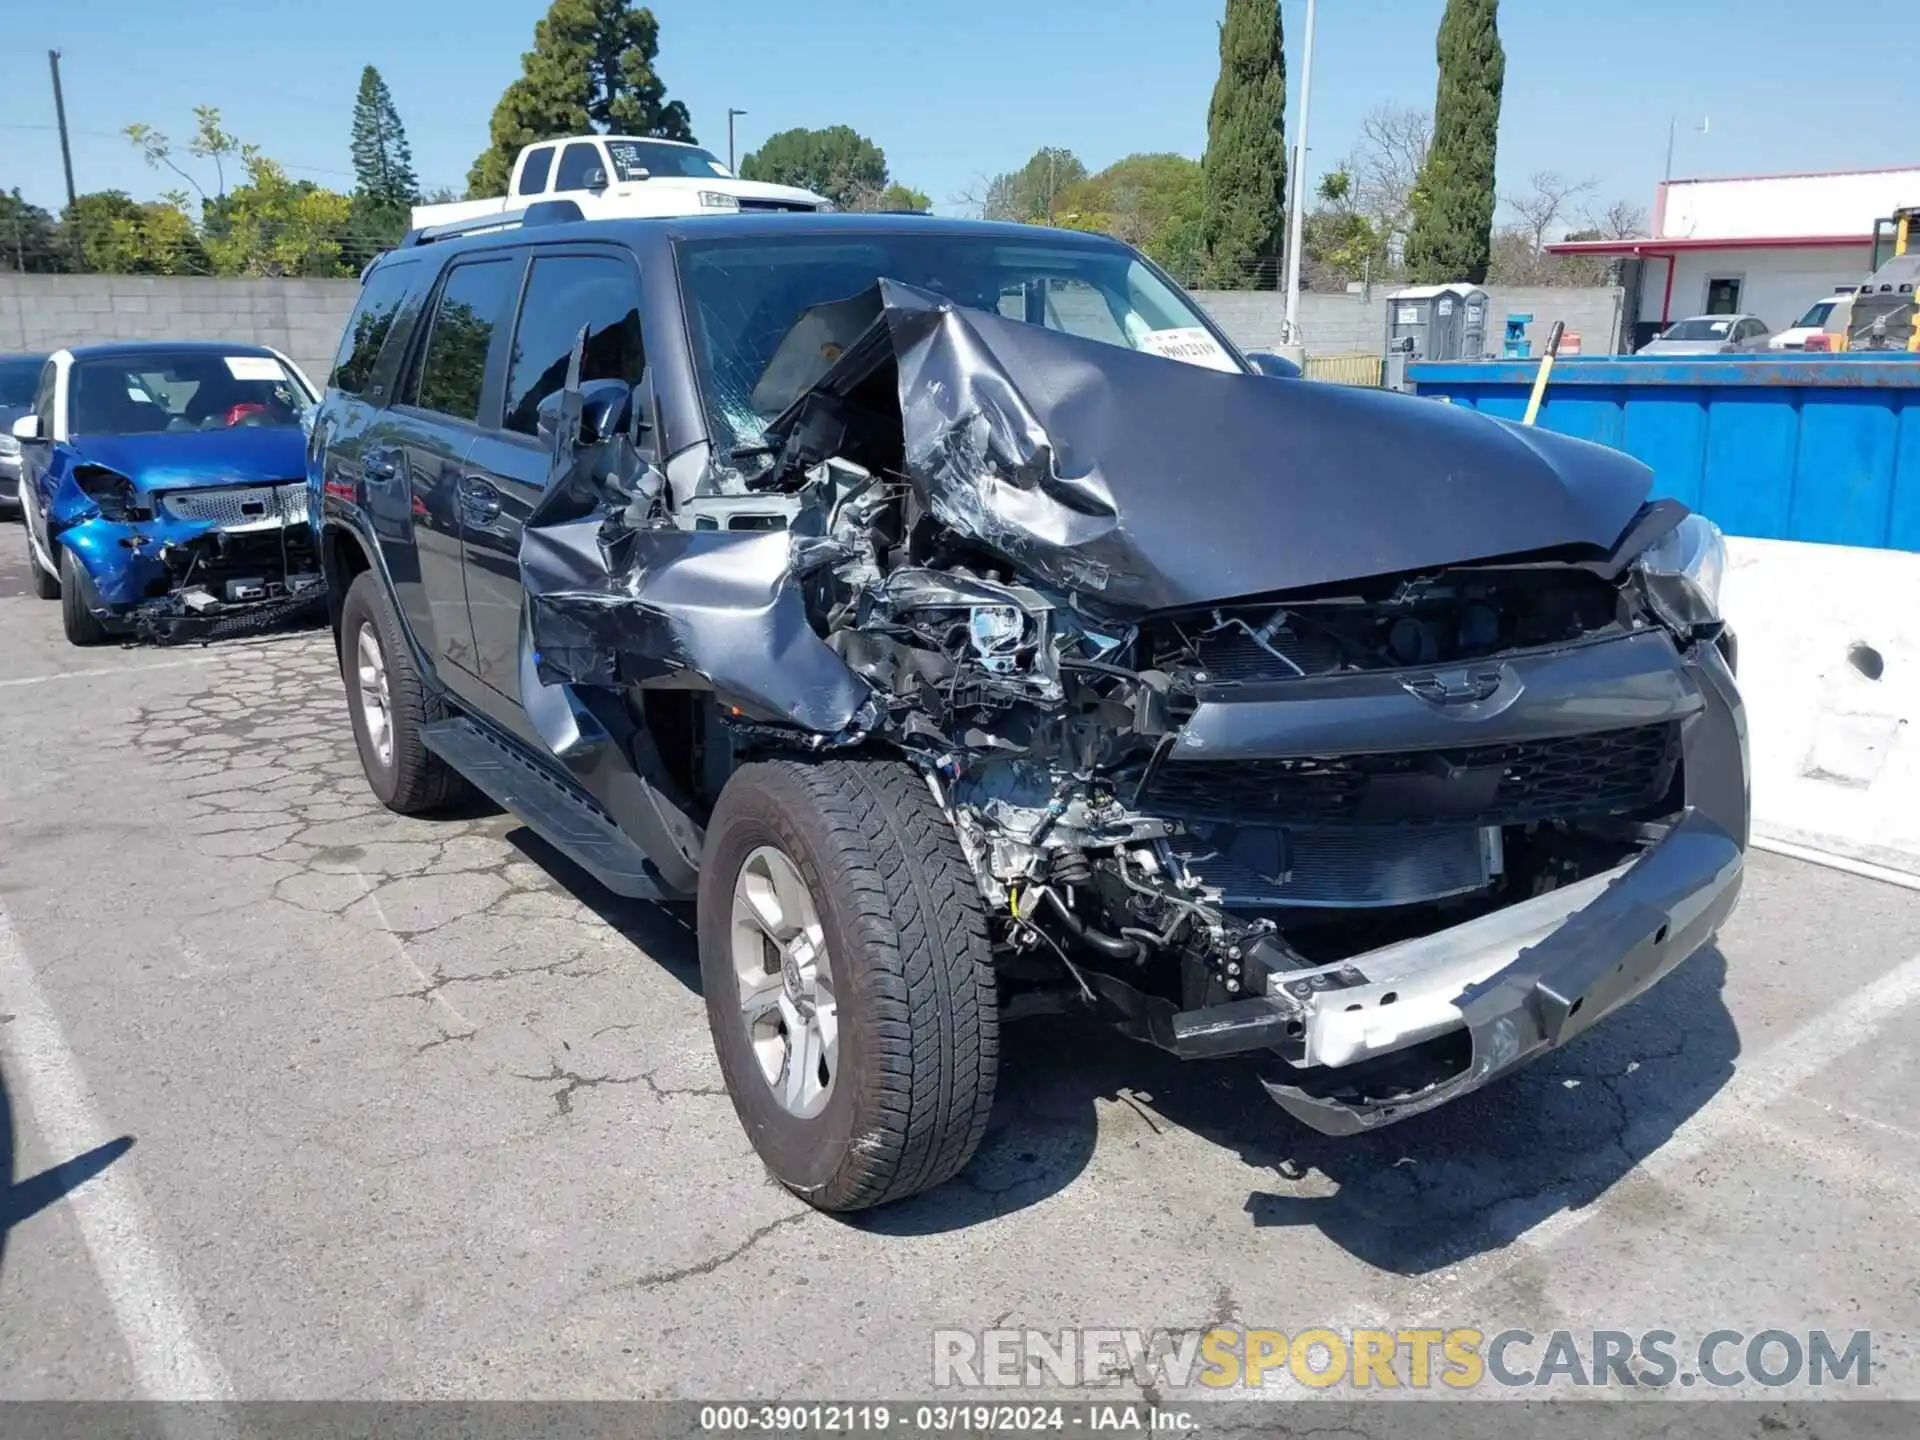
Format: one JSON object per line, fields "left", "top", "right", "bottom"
{"left": 766, "top": 281, "right": 1655, "bottom": 615}
{"left": 67, "top": 428, "right": 306, "bottom": 494}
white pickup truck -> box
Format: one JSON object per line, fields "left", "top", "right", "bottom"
{"left": 410, "top": 135, "right": 829, "bottom": 231}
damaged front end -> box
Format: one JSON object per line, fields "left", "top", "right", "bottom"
{"left": 522, "top": 279, "right": 1746, "bottom": 1136}
{"left": 49, "top": 468, "right": 323, "bottom": 642}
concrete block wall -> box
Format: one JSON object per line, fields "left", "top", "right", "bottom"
{"left": 0, "top": 274, "right": 360, "bottom": 386}
{"left": 1191, "top": 284, "right": 1628, "bottom": 359}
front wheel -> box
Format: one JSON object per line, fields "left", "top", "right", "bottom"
{"left": 58, "top": 548, "right": 109, "bottom": 646}
{"left": 699, "top": 759, "right": 999, "bottom": 1212}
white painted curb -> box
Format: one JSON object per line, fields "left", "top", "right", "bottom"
{"left": 1720, "top": 536, "right": 1920, "bottom": 876}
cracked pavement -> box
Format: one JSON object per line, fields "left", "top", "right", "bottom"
{"left": 2, "top": 539, "right": 1919, "bottom": 1403}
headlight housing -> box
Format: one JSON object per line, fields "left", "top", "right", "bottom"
{"left": 1634, "top": 512, "right": 1726, "bottom": 630}
{"left": 696, "top": 190, "right": 741, "bottom": 211}
{"left": 73, "top": 467, "right": 150, "bottom": 522}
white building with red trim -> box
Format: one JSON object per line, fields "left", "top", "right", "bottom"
{"left": 1546, "top": 164, "right": 1919, "bottom": 347}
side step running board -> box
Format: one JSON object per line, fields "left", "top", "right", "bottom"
{"left": 422, "top": 718, "right": 676, "bottom": 903}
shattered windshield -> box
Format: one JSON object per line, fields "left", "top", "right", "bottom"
{"left": 606, "top": 139, "right": 732, "bottom": 181}
{"left": 69, "top": 352, "right": 313, "bottom": 436}
{"left": 675, "top": 231, "right": 1237, "bottom": 475}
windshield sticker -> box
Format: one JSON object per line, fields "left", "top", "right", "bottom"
{"left": 1138, "top": 327, "right": 1240, "bottom": 373}
{"left": 1709, "top": 320, "right": 1730, "bottom": 334}
{"left": 224, "top": 356, "right": 286, "bottom": 382}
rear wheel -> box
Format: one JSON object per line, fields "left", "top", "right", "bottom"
{"left": 339, "top": 570, "right": 470, "bottom": 814}
{"left": 25, "top": 522, "right": 59, "bottom": 601}
{"left": 58, "top": 548, "right": 108, "bottom": 646}
{"left": 699, "top": 759, "right": 999, "bottom": 1212}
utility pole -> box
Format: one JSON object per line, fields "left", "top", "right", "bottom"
{"left": 49, "top": 50, "right": 81, "bottom": 265}
{"left": 727, "top": 108, "right": 748, "bottom": 173}
{"left": 1281, "top": 0, "right": 1317, "bottom": 346}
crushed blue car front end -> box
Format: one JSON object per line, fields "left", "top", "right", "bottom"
{"left": 40, "top": 428, "right": 323, "bottom": 641}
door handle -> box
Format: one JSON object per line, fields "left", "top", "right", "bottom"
{"left": 460, "top": 476, "right": 502, "bottom": 526}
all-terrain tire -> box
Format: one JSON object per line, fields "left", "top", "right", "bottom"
{"left": 26, "top": 521, "right": 59, "bottom": 601}
{"left": 339, "top": 570, "right": 471, "bottom": 815}
{"left": 699, "top": 759, "right": 999, "bottom": 1212}
{"left": 58, "top": 548, "right": 108, "bottom": 646}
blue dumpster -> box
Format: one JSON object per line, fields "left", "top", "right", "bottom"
{"left": 1405, "top": 354, "right": 1920, "bottom": 552}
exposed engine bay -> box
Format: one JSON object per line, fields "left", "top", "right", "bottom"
{"left": 516, "top": 279, "right": 1747, "bottom": 1131}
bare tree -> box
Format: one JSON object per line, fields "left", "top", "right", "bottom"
{"left": 1345, "top": 105, "right": 1430, "bottom": 242}
{"left": 1502, "top": 169, "right": 1600, "bottom": 252}
{"left": 1583, "top": 197, "right": 1649, "bottom": 240}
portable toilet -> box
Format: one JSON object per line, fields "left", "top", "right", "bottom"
{"left": 1386, "top": 282, "right": 1491, "bottom": 360}
{"left": 1503, "top": 313, "right": 1534, "bottom": 359}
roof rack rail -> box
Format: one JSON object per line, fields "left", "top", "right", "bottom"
{"left": 400, "top": 199, "right": 586, "bottom": 249}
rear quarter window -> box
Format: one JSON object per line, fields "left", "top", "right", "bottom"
{"left": 331, "top": 260, "right": 422, "bottom": 397}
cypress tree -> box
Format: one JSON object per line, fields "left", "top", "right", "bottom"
{"left": 1406, "top": 0, "right": 1504, "bottom": 284}
{"left": 349, "top": 66, "right": 419, "bottom": 210}
{"left": 1200, "top": 0, "right": 1286, "bottom": 290}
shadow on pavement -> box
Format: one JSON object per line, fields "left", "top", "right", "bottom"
{"left": 506, "top": 826, "right": 702, "bottom": 993}
{"left": 863, "top": 946, "right": 1737, "bottom": 1262}
{"left": 505, "top": 814, "right": 1739, "bottom": 1265}
{"left": 0, "top": 1059, "right": 136, "bottom": 1278}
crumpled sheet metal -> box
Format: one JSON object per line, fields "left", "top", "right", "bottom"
{"left": 519, "top": 507, "right": 871, "bottom": 736}
{"left": 770, "top": 279, "right": 1657, "bottom": 616}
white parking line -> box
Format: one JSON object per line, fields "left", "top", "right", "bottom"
{"left": 0, "top": 656, "right": 225, "bottom": 689}
{"left": 1409, "top": 944, "right": 1920, "bottom": 1317}
{"left": 1753, "top": 834, "right": 1920, "bottom": 893}
{"left": 0, "top": 904, "right": 234, "bottom": 1401}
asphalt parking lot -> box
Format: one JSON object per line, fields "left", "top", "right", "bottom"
{"left": 2, "top": 534, "right": 1918, "bottom": 1407}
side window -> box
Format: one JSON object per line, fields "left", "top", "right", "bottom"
{"left": 330, "top": 260, "right": 419, "bottom": 396}
{"left": 503, "top": 254, "right": 646, "bottom": 436}
{"left": 555, "top": 142, "right": 604, "bottom": 192}
{"left": 516, "top": 147, "right": 555, "bottom": 197}
{"left": 408, "top": 258, "right": 522, "bottom": 424}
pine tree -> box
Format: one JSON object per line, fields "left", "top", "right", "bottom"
{"left": 349, "top": 66, "right": 419, "bottom": 210}
{"left": 1200, "top": 0, "right": 1286, "bottom": 290}
{"left": 467, "top": 0, "right": 693, "bottom": 199}
{"left": 1406, "top": 0, "right": 1504, "bottom": 284}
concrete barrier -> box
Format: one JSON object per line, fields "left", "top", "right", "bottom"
{"left": 1721, "top": 536, "right": 1920, "bottom": 875}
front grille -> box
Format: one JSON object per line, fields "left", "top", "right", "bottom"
{"left": 1144, "top": 723, "right": 1679, "bottom": 828}
{"left": 734, "top": 198, "right": 822, "bottom": 213}
{"left": 159, "top": 482, "right": 306, "bottom": 529}
{"left": 1170, "top": 825, "right": 1498, "bottom": 909}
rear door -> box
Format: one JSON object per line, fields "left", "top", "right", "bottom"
{"left": 315, "top": 256, "right": 426, "bottom": 618}
{"left": 461, "top": 245, "right": 649, "bottom": 707}
{"left": 385, "top": 249, "right": 526, "bottom": 691}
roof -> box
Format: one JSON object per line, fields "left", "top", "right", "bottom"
{"left": 1545, "top": 234, "right": 1871, "bottom": 257}
{"left": 651, "top": 211, "right": 1121, "bottom": 246}
{"left": 66, "top": 340, "right": 280, "bottom": 361}
{"left": 395, "top": 209, "right": 1137, "bottom": 263}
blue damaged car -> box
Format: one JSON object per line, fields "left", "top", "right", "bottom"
{"left": 12, "top": 342, "right": 324, "bottom": 644}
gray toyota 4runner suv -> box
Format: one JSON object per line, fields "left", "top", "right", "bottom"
{"left": 310, "top": 208, "right": 1747, "bottom": 1212}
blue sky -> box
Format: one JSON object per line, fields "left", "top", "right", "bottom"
{"left": 4, "top": 0, "right": 1915, "bottom": 223}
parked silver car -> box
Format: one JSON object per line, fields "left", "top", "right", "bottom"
{"left": 0, "top": 352, "right": 49, "bottom": 517}
{"left": 1638, "top": 315, "right": 1772, "bottom": 356}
